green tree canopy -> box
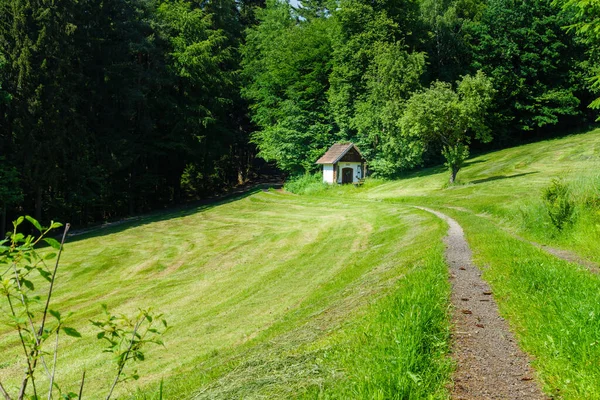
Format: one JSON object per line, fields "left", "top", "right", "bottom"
{"left": 242, "top": 0, "right": 335, "bottom": 173}
{"left": 353, "top": 41, "right": 426, "bottom": 176}
{"left": 468, "top": 0, "right": 585, "bottom": 140}
{"left": 559, "top": 0, "right": 600, "bottom": 116}
{"left": 400, "top": 71, "right": 495, "bottom": 183}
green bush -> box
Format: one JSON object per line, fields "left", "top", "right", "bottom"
{"left": 542, "top": 178, "right": 575, "bottom": 231}
{"left": 284, "top": 173, "right": 328, "bottom": 195}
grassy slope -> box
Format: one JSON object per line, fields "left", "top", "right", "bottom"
{"left": 4, "top": 130, "right": 600, "bottom": 399}
{"left": 0, "top": 191, "right": 451, "bottom": 399}
{"left": 354, "top": 128, "right": 600, "bottom": 398}
{"left": 363, "top": 129, "right": 600, "bottom": 262}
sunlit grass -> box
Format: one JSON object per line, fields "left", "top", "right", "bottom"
{"left": 0, "top": 190, "right": 451, "bottom": 399}
{"left": 355, "top": 128, "right": 600, "bottom": 398}
{"left": 441, "top": 209, "right": 600, "bottom": 398}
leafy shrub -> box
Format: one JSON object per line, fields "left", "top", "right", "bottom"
{"left": 0, "top": 216, "right": 167, "bottom": 399}
{"left": 542, "top": 178, "right": 575, "bottom": 231}
{"left": 284, "top": 173, "right": 328, "bottom": 195}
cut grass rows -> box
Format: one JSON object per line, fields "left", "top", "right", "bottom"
{"left": 0, "top": 191, "right": 453, "bottom": 399}
{"left": 5, "top": 129, "right": 600, "bottom": 398}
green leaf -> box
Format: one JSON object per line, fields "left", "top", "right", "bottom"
{"left": 43, "top": 238, "right": 61, "bottom": 250}
{"left": 14, "top": 216, "right": 24, "bottom": 228}
{"left": 38, "top": 268, "right": 52, "bottom": 282}
{"left": 97, "top": 331, "right": 105, "bottom": 340}
{"left": 21, "top": 279, "right": 34, "bottom": 291}
{"left": 62, "top": 327, "right": 82, "bottom": 338}
{"left": 44, "top": 252, "right": 57, "bottom": 260}
{"left": 50, "top": 221, "right": 63, "bottom": 229}
{"left": 49, "top": 309, "right": 61, "bottom": 321}
{"left": 25, "top": 216, "right": 43, "bottom": 232}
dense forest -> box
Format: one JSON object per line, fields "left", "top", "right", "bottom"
{"left": 0, "top": 0, "right": 597, "bottom": 231}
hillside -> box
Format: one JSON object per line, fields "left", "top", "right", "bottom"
{"left": 2, "top": 129, "right": 600, "bottom": 398}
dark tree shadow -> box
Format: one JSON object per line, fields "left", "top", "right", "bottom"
{"left": 469, "top": 171, "right": 539, "bottom": 185}
{"left": 64, "top": 183, "right": 283, "bottom": 244}
{"left": 463, "top": 159, "right": 487, "bottom": 167}
{"left": 396, "top": 165, "right": 446, "bottom": 180}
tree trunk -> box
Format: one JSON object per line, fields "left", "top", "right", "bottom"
{"left": 449, "top": 167, "right": 459, "bottom": 184}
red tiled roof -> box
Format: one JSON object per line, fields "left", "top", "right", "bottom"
{"left": 316, "top": 143, "right": 363, "bottom": 164}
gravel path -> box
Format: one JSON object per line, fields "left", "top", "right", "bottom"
{"left": 445, "top": 206, "right": 599, "bottom": 274}
{"left": 416, "top": 207, "right": 546, "bottom": 400}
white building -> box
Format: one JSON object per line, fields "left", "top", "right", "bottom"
{"left": 316, "top": 143, "right": 367, "bottom": 184}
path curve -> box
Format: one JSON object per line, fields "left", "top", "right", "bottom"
{"left": 444, "top": 206, "right": 599, "bottom": 274}
{"left": 415, "top": 207, "right": 546, "bottom": 400}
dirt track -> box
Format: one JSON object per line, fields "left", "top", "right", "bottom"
{"left": 416, "top": 207, "right": 546, "bottom": 400}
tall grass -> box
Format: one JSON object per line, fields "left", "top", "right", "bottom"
{"left": 284, "top": 174, "right": 329, "bottom": 194}
{"left": 445, "top": 210, "right": 600, "bottom": 399}
{"left": 284, "top": 174, "right": 386, "bottom": 195}
{"left": 309, "top": 250, "right": 452, "bottom": 399}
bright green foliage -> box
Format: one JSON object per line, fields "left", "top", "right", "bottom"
{"left": 468, "top": 0, "right": 585, "bottom": 139}
{"left": 92, "top": 306, "right": 169, "bottom": 397}
{"left": 542, "top": 178, "right": 575, "bottom": 230}
{"left": 242, "top": 0, "right": 335, "bottom": 173}
{"left": 353, "top": 42, "right": 426, "bottom": 176}
{"left": 0, "top": 217, "right": 75, "bottom": 398}
{"left": 326, "top": 0, "right": 430, "bottom": 176}
{"left": 283, "top": 173, "right": 328, "bottom": 194}
{"left": 327, "top": 0, "right": 399, "bottom": 136}
{"left": 400, "top": 71, "right": 494, "bottom": 183}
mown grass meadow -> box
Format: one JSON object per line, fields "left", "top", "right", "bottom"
{"left": 3, "top": 128, "right": 600, "bottom": 399}
{"left": 0, "top": 191, "right": 452, "bottom": 399}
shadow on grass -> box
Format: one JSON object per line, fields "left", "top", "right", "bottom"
{"left": 469, "top": 171, "right": 539, "bottom": 185}
{"left": 396, "top": 165, "right": 446, "bottom": 180}
{"left": 463, "top": 159, "right": 487, "bottom": 167}
{"left": 394, "top": 158, "right": 486, "bottom": 181}
{"left": 65, "top": 183, "right": 282, "bottom": 244}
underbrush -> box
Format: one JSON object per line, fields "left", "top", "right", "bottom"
{"left": 284, "top": 173, "right": 329, "bottom": 194}
{"left": 516, "top": 174, "right": 600, "bottom": 261}
{"left": 284, "top": 174, "right": 385, "bottom": 195}
{"left": 449, "top": 210, "right": 600, "bottom": 399}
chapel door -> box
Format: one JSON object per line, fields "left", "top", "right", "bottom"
{"left": 342, "top": 167, "right": 353, "bottom": 184}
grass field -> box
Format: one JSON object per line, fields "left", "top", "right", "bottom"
{"left": 0, "top": 191, "right": 451, "bottom": 399}
{"left": 285, "top": 128, "right": 600, "bottom": 398}
{"left": 3, "top": 128, "right": 600, "bottom": 398}
{"left": 363, "top": 129, "right": 600, "bottom": 397}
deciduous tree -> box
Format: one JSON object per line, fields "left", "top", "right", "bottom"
{"left": 400, "top": 71, "right": 494, "bottom": 183}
